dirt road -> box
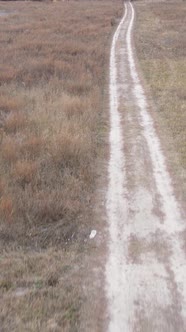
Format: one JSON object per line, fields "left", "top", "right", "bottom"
{"left": 106, "top": 2, "right": 186, "bottom": 331}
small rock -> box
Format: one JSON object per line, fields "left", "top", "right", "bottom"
{"left": 89, "top": 230, "right": 97, "bottom": 239}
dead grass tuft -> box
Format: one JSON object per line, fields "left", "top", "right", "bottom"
{"left": 62, "top": 95, "right": 88, "bottom": 119}
{"left": 21, "top": 136, "right": 43, "bottom": 158}
{"left": 0, "top": 179, "right": 6, "bottom": 197}
{"left": 65, "top": 78, "right": 91, "bottom": 95}
{"left": 13, "top": 160, "right": 38, "bottom": 186}
{"left": 1, "top": 138, "right": 19, "bottom": 163}
{"left": 0, "top": 195, "right": 14, "bottom": 222}
{"left": 50, "top": 129, "right": 91, "bottom": 170}
{"left": 0, "top": 95, "right": 25, "bottom": 113}
{"left": 45, "top": 271, "right": 59, "bottom": 287}
{"left": 4, "top": 112, "right": 27, "bottom": 133}
{"left": 0, "top": 66, "right": 18, "bottom": 83}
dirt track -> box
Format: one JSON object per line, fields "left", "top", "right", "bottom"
{"left": 106, "top": 2, "right": 186, "bottom": 331}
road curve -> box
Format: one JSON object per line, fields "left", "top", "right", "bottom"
{"left": 106, "top": 2, "right": 186, "bottom": 331}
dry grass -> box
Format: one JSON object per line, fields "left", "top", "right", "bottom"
{"left": 0, "top": 248, "right": 84, "bottom": 332}
{"left": 0, "top": 0, "right": 123, "bottom": 330}
{"left": 4, "top": 111, "right": 27, "bottom": 133}
{"left": 134, "top": 0, "right": 186, "bottom": 208}
{"left": 0, "top": 195, "right": 14, "bottom": 222}
{"left": 0, "top": 0, "right": 122, "bottom": 243}
{"left": 0, "top": 94, "right": 25, "bottom": 113}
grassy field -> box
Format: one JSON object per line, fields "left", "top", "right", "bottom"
{"left": 0, "top": 1, "right": 122, "bottom": 330}
{"left": 134, "top": 0, "right": 186, "bottom": 211}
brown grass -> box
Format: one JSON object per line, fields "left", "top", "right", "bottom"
{"left": 0, "top": 65, "right": 18, "bottom": 83}
{"left": 4, "top": 112, "right": 27, "bottom": 133}
{"left": 0, "top": 94, "right": 25, "bottom": 113}
{"left": 0, "top": 0, "right": 122, "bottom": 330}
{"left": 20, "top": 136, "right": 43, "bottom": 158}
{"left": 1, "top": 138, "right": 19, "bottom": 163}
{"left": 134, "top": 0, "right": 186, "bottom": 208}
{"left": 13, "top": 160, "right": 38, "bottom": 185}
{"left": 0, "top": 0, "right": 122, "bottom": 238}
{"left": 0, "top": 248, "right": 83, "bottom": 332}
{"left": 0, "top": 195, "right": 14, "bottom": 222}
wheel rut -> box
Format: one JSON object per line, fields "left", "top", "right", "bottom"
{"left": 106, "top": 2, "right": 186, "bottom": 331}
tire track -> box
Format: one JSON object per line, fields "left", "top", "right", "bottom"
{"left": 106, "top": 2, "right": 186, "bottom": 331}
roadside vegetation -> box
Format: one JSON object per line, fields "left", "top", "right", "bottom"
{"left": 134, "top": 0, "right": 186, "bottom": 210}
{"left": 0, "top": 0, "right": 122, "bottom": 330}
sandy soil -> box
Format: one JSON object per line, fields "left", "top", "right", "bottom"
{"left": 105, "top": 2, "right": 186, "bottom": 331}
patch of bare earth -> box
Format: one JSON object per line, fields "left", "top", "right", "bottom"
{"left": 0, "top": 0, "right": 123, "bottom": 330}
